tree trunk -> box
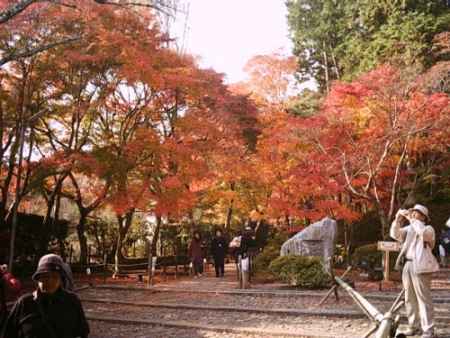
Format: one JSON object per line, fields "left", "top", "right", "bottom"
{"left": 77, "top": 212, "right": 88, "bottom": 266}
{"left": 151, "top": 215, "right": 162, "bottom": 257}
{"left": 54, "top": 193, "right": 66, "bottom": 260}
{"left": 225, "top": 182, "right": 235, "bottom": 229}
{"left": 114, "top": 210, "right": 134, "bottom": 275}
{"left": 377, "top": 207, "right": 390, "bottom": 240}
{"left": 322, "top": 43, "right": 330, "bottom": 94}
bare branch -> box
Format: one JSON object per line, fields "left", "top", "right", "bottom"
{"left": 388, "top": 137, "right": 409, "bottom": 221}
{"left": 0, "top": 36, "right": 80, "bottom": 66}
{"left": 94, "top": 0, "right": 178, "bottom": 17}
{"left": 0, "top": 0, "right": 36, "bottom": 25}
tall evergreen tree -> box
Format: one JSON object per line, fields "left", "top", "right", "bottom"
{"left": 287, "top": 0, "right": 450, "bottom": 92}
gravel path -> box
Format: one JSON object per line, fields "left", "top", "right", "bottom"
{"left": 85, "top": 305, "right": 370, "bottom": 338}
{"left": 82, "top": 267, "right": 450, "bottom": 338}
{"left": 88, "top": 321, "right": 329, "bottom": 338}
{"left": 80, "top": 287, "right": 359, "bottom": 311}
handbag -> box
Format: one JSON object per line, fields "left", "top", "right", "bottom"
{"left": 414, "top": 235, "right": 440, "bottom": 274}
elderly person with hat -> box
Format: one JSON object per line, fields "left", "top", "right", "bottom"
{"left": 391, "top": 204, "right": 439, "bottom": 338}
{"left": 1, "top": 254, "right": 89, "bottom": 338}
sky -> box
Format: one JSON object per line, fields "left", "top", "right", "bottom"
{"left": 170, "top": 0, "right": 293, "bottom": 84}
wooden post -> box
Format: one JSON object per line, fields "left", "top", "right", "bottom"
{"left": 384, "top": 251, "right": 390, "bottom": 282}
{"left": 103, "top": 252, "right": 108, "bottom": 284}
{"left": 175, "top": 254, "right": 178, "bottom": 279}
{"left": 377, "top": 241, "right": 401, "bottom": 282}
{"left": 147, "top": 247, "right": 157, "bottom": 287}
{"left": 87, "top": 245, "right": 91, "bottom": 267}
{"left": 237, "top": 255, "right": 242, "bottom": 288}
{"left": 69, "top": 245, "right": 73, "bottom": 264}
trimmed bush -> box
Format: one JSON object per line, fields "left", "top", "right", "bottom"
{"left": 269, "top": 255, "right": 331, "bottom": 289}
{"left": 352, "top": 243, "right": 381, "bottom": 269}
{"left": 253, "top": 231, "right": 288, "bottom": 273}
{"left": 352, "top": 243, "right": 399, "bottom": 281}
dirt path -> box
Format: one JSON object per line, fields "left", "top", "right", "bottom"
{"left": 79, "top": 266, "right": 450, "bottom": 338}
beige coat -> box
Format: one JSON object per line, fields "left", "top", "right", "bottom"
{"left": 390, "top": 218, "right": 439, "bottom": 274}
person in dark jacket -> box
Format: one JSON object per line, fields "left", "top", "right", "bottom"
{"left": 439, "top": 219, "right": 450, "bottom": 267}
{"left": 211, "top": 230, "right": 227, "bottom": 277}
{"left": 1, "top": 254, "right": 89, "bottom": 338}
{"left": 39, "top": 254, "right": 74, "bottom": 292}
{"left": 0, "top": 265, "right": 21, "bottom": 330}
{"left": 239, "top": 226, "right": 256, "bottom": 258}
{"left": 188, "top": 231, "right": 204, "bottom": 278}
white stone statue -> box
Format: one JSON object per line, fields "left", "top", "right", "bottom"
{"left": 280, "top": 217, "right": 337, "bottom": 269}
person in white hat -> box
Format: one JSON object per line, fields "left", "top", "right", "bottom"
{"left": 390, "top": 204, "right": 439, "bottom": 338}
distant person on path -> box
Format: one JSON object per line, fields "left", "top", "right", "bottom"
{"left": 391, "top": 204, "right": 439, "bottom": 338}
{"left": 211, "top": 229, "right": 227, "bottom": 277}
{"left": 0, "top": 265, "right": 21, "bottom": 330}
{"left": 188, "top": 231, "right": 204, "bottom": 278}
{"left": 238, "top": 226, "right": 256, "bottom": 259}
{"left": 438, "top": 218, "right": 450, "bottom": 267}
{"left": 1, "top": 254, "right": 89, "bottom": 338}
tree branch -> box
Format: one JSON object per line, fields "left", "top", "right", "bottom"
{"left": 0, "top": 0, "right": 35, "bottom": 24}
{"left": 0, "top": 36, "right": 80, "bottom": 66}
{"left": 388, "top": 137, "right": 409, "bottom": 221}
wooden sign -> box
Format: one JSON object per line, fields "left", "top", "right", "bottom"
{"left": 377, "top": 241, "right": 401, "bottom": 252}
{"left": 377, "top": 241, "right": 401, "bottom": 282}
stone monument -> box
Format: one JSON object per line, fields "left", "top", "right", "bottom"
{"left": 280, "top": 217, "right": 337, "bottom": 269}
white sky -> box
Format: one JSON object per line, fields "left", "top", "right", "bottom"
{"left": 170, "top": 0, "right": 293, "bottom": 84}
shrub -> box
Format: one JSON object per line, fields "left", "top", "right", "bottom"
{"left": 269, "top": 255, "right": 331, "bottom": 289}
{"left": 253, "top": 231, "right": 288, "bottom": 273}
{"left": 352, "top": 243, "right": 399, "bottom": 281}
{"left": 352, "top": 243, "right": 381, "bottom": 269}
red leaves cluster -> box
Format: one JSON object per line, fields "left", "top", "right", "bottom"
{"left": 250, "top": 64, "right": 449, "bottom": 226}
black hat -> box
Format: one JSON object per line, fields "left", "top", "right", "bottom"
{"left": 32, "top": 254, "right": 64, "bottom": 281}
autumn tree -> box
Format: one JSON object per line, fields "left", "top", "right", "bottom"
{"left": 0, "top": 0, "right": 180, "bottom": 66}
{"left": 306, "top": 65, "right": 450, "bottom": 237}
{"left": 242, "top": 52, "right": 298, "bottom": 106}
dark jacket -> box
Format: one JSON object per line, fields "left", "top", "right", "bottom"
{"left": 211, "top": 237, "right": 227, "bottom": 260}
{"left": 239, "top": 232, "right": 256, "bottom": 257}
{"left": 1, "top": 288, "right": 89, "bottom": 338}
{"left": 188, "top": 238, "right": 203, "bottom": 263}
{"left": 440, "top": 229, "right": 450, "bottom": 253}
{"left": 1, "top": 270, "right": 20, "bottom": 329}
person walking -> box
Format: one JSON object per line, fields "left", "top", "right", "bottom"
{"left": 391, "top": 204, "right": 439, "bottom": 338}
{"left": 188, "top": 231, "right": 204, "bottom": 278}
{"left": 438, "top": 218, "right": 450, "bottom": 268}
{"left": 1, "top": 254, "right": 89, "bottom": 338}
{"left": 211, "top": 229, "right": 227, "bottom": 277}
{"left": 0, "top": 265, "right": 21, "bottom": 330}
{"left": 237, "top": 226, "right": 256, "bottom": 288}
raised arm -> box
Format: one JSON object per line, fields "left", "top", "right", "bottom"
{"left": 390, "top": 210, "right": 408, "bottom": 242}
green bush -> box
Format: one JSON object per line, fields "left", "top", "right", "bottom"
{"left": 352, "top": 243, "right": 400, "bottom": 281}
{"left": 269, "top": 255, "right": 331, "bottom": 289}
{"left": 253, "top": 231, "right": 288, "bottom": 273}
{"left": 352, "top": 243, "right": 381, "bottom": 268}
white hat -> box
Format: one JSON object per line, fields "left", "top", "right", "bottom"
{"left": 446, "top": 217, "right": 450, "bottom": 228}
{"left": 412, "top": 204, "right": 429, "bottom": 220}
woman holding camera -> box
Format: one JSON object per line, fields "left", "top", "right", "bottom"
{"left": 390, "top": 204, "right": 439, "bottom": 338}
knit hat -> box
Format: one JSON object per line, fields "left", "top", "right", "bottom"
{"left": 32, "top": 254, "right": 64, "bottom": 281}
{"left": 411, "top": 204, "right": 430, "bottom": 220}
